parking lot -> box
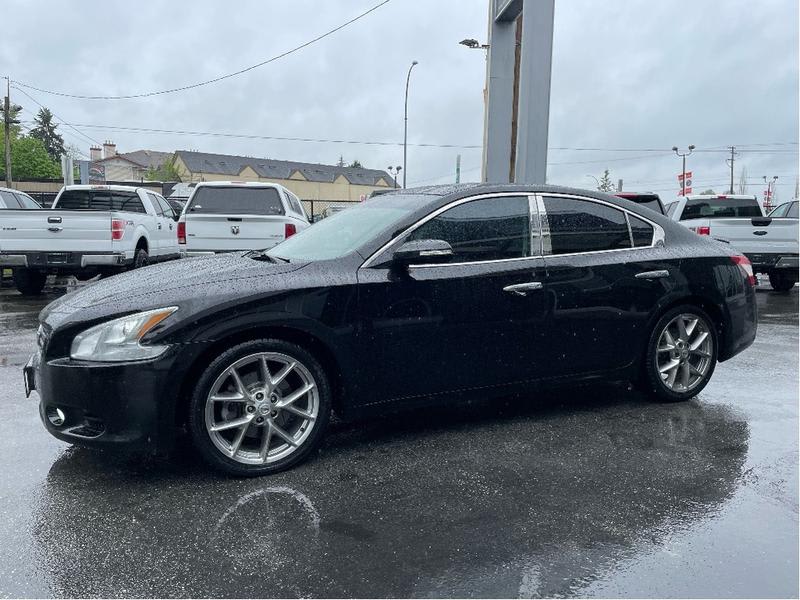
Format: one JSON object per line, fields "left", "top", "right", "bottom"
{"left": 0, "top": 280, "right": 797, "bottom": 598}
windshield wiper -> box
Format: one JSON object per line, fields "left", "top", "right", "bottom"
{"left": 244, "top": 250, "right": 289, "bottom": 263}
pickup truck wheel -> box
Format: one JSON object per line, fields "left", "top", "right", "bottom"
{"left": 13, "top": 269, "right": 47, "bottom": 296}
{"left": 133, "top": 248, "right": 149, "bottom": 269}
{"left": 188, "top": 339, "right": 332, "bottom": 476}
{"left": 768, "top": 270, "right": 797, "bottom": 292}
{"left": 642, "top": 305, "right": 718, "bottom": 402}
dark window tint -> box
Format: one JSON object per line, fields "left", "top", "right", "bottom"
{"left": 544, "top": 197, "right": 631, "bottom": 254}
{"left": 665, "top": 202, "right": 678, "bottom": 217}
{"left": 16, "top": 193, "right": 41, "bottom": 209}
{"left": 629, "top": 214, "right": 655, "bottom": 247}
{"left": 0, "top": 190, "right": 22, "bottom": 208}
{"left": 56, "top": 190, "right": 145, "bottom": 213}
{"left": 680, "top": 197, "right": 761, "bottom": 219}
{"left": 408, "top": 196, "right": 530, "bottom": 262}
{"left": 187, "top": 186, "right": 284, "bottom": 215}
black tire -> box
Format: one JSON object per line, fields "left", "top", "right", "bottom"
{"left": 13, "top": 269, "right": 47, "bottom": 296}
{"left": 768, "top": 270, "right": 797, "bottom": 292}
{"left": 642, "top": 304, "right": 718, "bottom": 402}
{"left": 133, "top": 247, "right": 149, "bottom": 269}
{"left": 188, "top": 338, "right": 332, "bottom": 476}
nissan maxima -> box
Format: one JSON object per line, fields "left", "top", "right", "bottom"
{"left": 24, "top": 184, "right": 757, "bottom": 476}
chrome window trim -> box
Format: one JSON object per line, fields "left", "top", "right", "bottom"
{"left": 360, "top": 192, "right": 539, "bottom": 269}
{"left": 537, "top": 192, "right": 665, "bottom": 257}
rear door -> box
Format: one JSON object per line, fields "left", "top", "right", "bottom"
{"left": 538, "top": 194, "right": 673, "bottom": 377}
{"left": 184, "top": 186, "right": 287, "bottom": 252}
{"left": 146, "top": 191, "right": 173, "bottom": 257}
{"left": 152, "top": 193, "right": 180, "bottom": 256}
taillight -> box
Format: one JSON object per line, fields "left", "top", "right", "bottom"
{"left": 284, "top": 223, "right": 297, "bottom": 238}
{"left": 696, "top": 226, "right": 711, "bottom": 236}
{"left": 731, "top": 254, "right": 756, "bottom": 287}
{"left": 111, "top": 219, "right": 125, "bottom": 241}
{"left": 177, "top": 221, "right": 186, "bottom": 244}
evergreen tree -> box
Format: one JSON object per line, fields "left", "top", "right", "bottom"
{"left": 28, "top": 107, "right": 65, "bottom": 162}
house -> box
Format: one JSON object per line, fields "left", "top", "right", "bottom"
{"left": 89, "top": 142, "right": 173, "bottom": 181}
{"left": 172, "top": 150, "right": 394, "bottom": 201}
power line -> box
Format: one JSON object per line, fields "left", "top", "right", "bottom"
{"left": 11, "top": 0, "right": 391, "bottom": 100}
{"left": 11, "top": 85, "right": 103, "bottom": 147}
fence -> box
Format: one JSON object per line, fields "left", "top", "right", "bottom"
{"left": 302, "top": 199, "right": 362, "bottom": 222}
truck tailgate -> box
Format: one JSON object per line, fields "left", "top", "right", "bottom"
{"left": 709, "top": 218, "right": 798, "bottom": 254}
{"left": 184, "top": 214, "right": 285, "bottom": 252}
{"left": 0, "top": 210, "right": 112, "bottom": 253}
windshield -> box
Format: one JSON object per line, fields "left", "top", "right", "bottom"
{"left": 269, "top": 205, "right": 411, "bottom": 261}
{"left": 681, "top": 197, "right": 762, "bottom": 219}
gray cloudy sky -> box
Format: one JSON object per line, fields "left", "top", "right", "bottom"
{"left": 3, "top": 0, "right": 798, "bottom": 199}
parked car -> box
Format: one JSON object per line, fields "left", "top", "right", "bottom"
{"left": 666, "top": 194, "right": 798, "bottom": 291}
{"left": 768, "top": 201, "right": 798, "bottom": 219}
{"left": 614, "top": 192, "right": 666, "bottom": 215}
{"left": 0, "top": 187, "right": 42, "bottom": 209}
{"left": 26, "top": 184, "right": 757, "bottom": 476}
{"left": 178, "top": 181, "right": 310, "bottom": 256}
{"left": 0, "top": 185, "right": 181, "bottom": 295}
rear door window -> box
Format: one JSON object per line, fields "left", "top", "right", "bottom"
{"left": 15, "top": 193, "right": 41, "bottom": 209}
{"left": 0, "top": 190, "right": 22, "bottom": 208}
{"left": 543, "top": 197, "right": 631, "bottom": 254}
{"left": 56, "top": 189, "right": 146, "bottom": 213}
{"left": 629, "top": 215, "right": 655, "bottom": 247}
{"left": 680, "top": 197, "right": 762, "bottom": 219}
{"left": 187, "top": 186, "right": 285, "bottom": 216}
{"left": 407, "top": 195, "right": 531, "bottom": 262}
{"left": 788, "top": 202, "right": 799, "bottom": 218}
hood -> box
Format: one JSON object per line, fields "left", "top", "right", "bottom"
{"left": 41, "top": 253, "right": 306, "bottom": 330}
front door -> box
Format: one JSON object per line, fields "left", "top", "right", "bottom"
{"left": 355, "top": 194, "right": 549, "bottom": 407}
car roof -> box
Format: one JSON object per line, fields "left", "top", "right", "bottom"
{"left": 192, "top": 181, "right": 286, "bottom": 189}
{"left": 62, "top": 184, "right": 147, "bottom": 193}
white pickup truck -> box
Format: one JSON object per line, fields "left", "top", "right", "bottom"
{"left": 178, "top": 181, "right": 310, "bottom": 256}
{"left": 0, "top": 185, "right": 181, "bottom": 295}
{"left": 666, "top": 194, "right": 799, "bottom": 291}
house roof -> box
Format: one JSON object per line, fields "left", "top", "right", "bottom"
{"left": 95, "top": 150, "right": 173, "bottom": 170}
{"left": 174, "top": 150, "right": 391, "bottom": 186}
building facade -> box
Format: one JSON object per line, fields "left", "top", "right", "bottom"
{"left": 173, "top": 151, "right": 394, "bottom": 201}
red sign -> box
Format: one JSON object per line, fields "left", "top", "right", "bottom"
{"left": 678, "top": 187, "right": 693, "bottom": 195}
{"left": 678, "top": 171, "right": 693, "bottom": 195}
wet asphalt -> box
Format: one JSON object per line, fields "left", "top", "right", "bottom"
{"left": 0, "top": 277, "right": 797, "bottom": 598}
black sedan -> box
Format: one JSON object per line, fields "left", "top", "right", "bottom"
{"left": 25, "top": 184, "right": 758, "bottom": 476}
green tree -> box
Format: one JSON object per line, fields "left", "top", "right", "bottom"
{"left": 28, "top": 107, "right": 65, "bottom": 162}
{"left": 701, "top": 189, "right": 716, "bottom": 195}
{"left": 348, "top": 159, "right": 363, "bottom": 168}
{"left": 0, "top": 131, "right": 62, "bottom": 179}
{"left": 597, "top": 169, "right": 616, "bottom": 192}
{"left": 145, "top": 154, "right": 182, "bottom": 182}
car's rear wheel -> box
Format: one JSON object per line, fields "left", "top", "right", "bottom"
{"left": 768, "top": 270, "right": 797, "bottom": 292}
{"left": 13, "top": 268, "right": 47, "bottom": 296}
{"left": 133, "top": 247, "right": 149, "bottom": 269}
{"left": 188, "top": 339, "right": 331, "bottom": 476}
{"left": 643, "top": 305, "right": 717, "bottom": 402}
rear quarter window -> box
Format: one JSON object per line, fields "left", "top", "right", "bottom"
{"left": 55, "top": 190, "right": 145, "bottom": 213}
{"left": 187, "top": 187, "right": 285, "bottom": 216}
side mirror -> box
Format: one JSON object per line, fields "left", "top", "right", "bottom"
{"left": 393, "top": 239, "right": 454, "bottom": 266}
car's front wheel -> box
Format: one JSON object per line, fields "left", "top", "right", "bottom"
{"left": 188, "top": 339, "right": 331, "bottom": 476}
{"left": 768, "top": 270, "right": 797, "bottom": 292}
{"left": 643, "top": 305, "right": 718, "bottom": 402}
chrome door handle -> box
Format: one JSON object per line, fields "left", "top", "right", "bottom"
{"left": 635, "top": 270, "right": 670, "bottom": 280}
{"left": 503, "top": 282, "right": 543, "bottom": 296}
{"left": 157, "top": 223, "right": 163, "bottom": 230}
{"left": 47, "top": 226, "right": 62, "bottom": 232}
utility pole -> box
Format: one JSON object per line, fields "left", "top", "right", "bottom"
{"left": 4, "top": 77, "right": 12, "bottom": 187}
{"left": 725, "top": 146, "right": 736, "bottom": 194}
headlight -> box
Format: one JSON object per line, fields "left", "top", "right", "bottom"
{"left": 70, "top": 307, "right": 177, "bottom": 362}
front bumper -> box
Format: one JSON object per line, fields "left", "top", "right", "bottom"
{"left": 0, "top": 251, "right": 129, "bottom": 269}
{"left": 29, "top": 346, "right": 184, "bottom": 453}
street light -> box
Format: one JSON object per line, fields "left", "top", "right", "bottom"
{"left": 403, "top": 61, "right": 418, "bottom": 189}
{"left": 387, "top": 166, "right": 402, "bottom": 189}
{"left": 459, "top": 38, "right": 490, "bottom": 50}
{"left": 672, "top": 145, "right": 695, "bottom": 195}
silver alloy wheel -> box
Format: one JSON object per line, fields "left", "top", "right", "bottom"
{"left": 204, "top": 352, "right": 319, "bottom": 465}
{"left": 655, "top": 313, "right": 714, "bottom": 393}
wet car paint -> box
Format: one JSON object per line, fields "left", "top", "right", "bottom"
{"left": 0, "top": 281, "right": 796, "bottom": 597}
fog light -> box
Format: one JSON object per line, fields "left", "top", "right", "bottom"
{"left": 47, "top": 407, "right": 66, "bottom": 427}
